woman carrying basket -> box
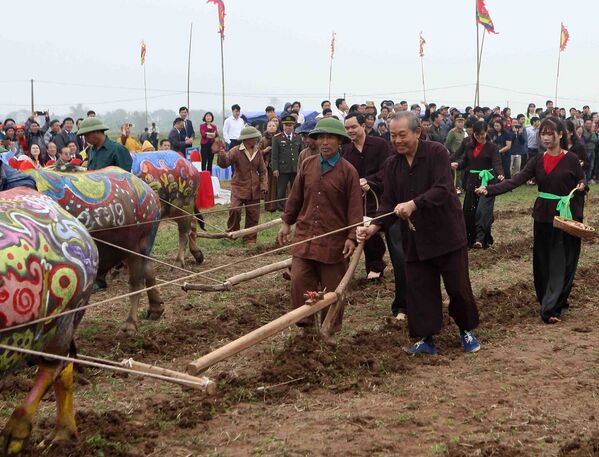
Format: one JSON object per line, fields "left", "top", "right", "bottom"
{"left": 476, "top": 117, "right": 586, "bottom": 324}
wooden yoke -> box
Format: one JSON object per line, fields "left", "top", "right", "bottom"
{"left": 195, "top": 218, "right": 282, "bottom": 239}
{"left": 183, "top": 258, "right": 292, "bottom": 292}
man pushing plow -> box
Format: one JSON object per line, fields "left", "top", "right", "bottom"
{"left": 277, "top": 118, "right": 363, "bottom": 345}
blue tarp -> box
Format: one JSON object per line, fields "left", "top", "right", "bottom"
{"left": 244, "top": 111, "right": 319, "bottom": 131}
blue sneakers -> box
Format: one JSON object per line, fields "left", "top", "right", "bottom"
{"left": 460, "top": 330, "right": 481, "bottom": 353}
{"left": 403, "top": 338, "right": 438, "bottom": 355}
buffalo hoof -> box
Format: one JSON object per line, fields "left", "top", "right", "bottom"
{"left": 191, "top": 249, "right": 204, "bottom": 265}
{"left": 0, "top": 414, "right": 32, "bottom": 456}
{"left": 91, "top": 280, "right": 107, "bottom": 293}
{"left": 119, "top": 322, "right": 137, "bottom": 338}
{"left": 146, "top": 306, "right": 164, "bottom": 321}
{"left": 38, "top": 427, "right": 79, "bottom": 452}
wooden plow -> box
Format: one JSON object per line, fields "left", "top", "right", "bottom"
{"left": 187, "top": 243, "right": 364, "bottom": 375}
{"left": 183, "top": 258, "right": 292, "bottom": 292}
{"left": 195, "top": 218, "right": 283, "bottom": 240}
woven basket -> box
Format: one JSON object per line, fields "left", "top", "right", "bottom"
{"left": 553, "top": 216, "right": 596, "bottom": 241}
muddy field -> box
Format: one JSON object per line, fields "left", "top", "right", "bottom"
{"left": 1, "top": 186, "right": 598, "bottom": 457}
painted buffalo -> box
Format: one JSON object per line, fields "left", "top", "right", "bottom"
{"left": 132, "top": 151, "right": 204, "bottom": 267}
{"left": 0, "top": 188, "right": 98, "bottom": 454}
{"left": 25, "top": 167, "right": 163, "bottom": 336}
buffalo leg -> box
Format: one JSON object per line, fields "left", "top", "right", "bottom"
{"left": 121, "top": 256, "right": 145, "bottom": 336}
{"left": 50, "top": 362, "right": 78, "bottom": 443}
{"left": 144, "top": 261, "right": 164, "bottom": 321}
{"left": 175, "top": 216, "right": 191, "bottom": 269}
{"left": 188, "top": 219, "right": 204, "bottom": 265}
{"left": 1, "top": 363, "right": 57, "bottom": 455}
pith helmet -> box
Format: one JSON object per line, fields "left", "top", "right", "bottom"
{"left": 77, "top": 117, "right": 109, "bottom": 135}
{"left": 238, "top": 126, "right": 262, "bottom": 141}
{"left": 308, "top": 117, "right": 351, "bottom": 144}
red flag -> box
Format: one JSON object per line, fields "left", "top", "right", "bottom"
{"left": 476, "top": 0, "right": 497, "bottom": 34}
{"left": 207, "top": 0, "right": 225, "bottom": 39}
{"left": 560, "top": 22, "right": 569, "bottom": 52}
{"left": 330, "top": 32, "right": 336, "bottom": 59}
{"left": 419, "top": 32, "right": 426, "bottom": 57}
{"left": 140, "top": 41, "right": 147, "bottom": 65}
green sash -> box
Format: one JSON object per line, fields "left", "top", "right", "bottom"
{"left": 469, "top": 169, "right": 494, "bottom": 187}
{"left": 538, "top": 192, "right": 573, "bottom": 219}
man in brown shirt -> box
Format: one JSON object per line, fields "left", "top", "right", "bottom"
{"left": 342, "top": 112, "right": 391, "bottom": 279}
{"left": 218, "top": 126, "right": 268, "bottom": 243}
{"left": 357, "top": 112, "right": 480, "bottom": 355}
{"left": 278, "top": 118, "right": 363, "bottom": 343}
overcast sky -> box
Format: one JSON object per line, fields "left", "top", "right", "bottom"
{"left": 2, "top": 0, "right": 599, "bottom": 120}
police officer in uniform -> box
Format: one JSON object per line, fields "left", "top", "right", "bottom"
{"left": 271, "top": 114, "right": 303, "bottom": 211}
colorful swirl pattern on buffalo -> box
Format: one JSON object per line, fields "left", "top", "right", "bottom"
{"left": 132, "top": 152, "right": 200, "bottom": 216}
{"left": 25, "top": 166, "right": 161, "bottom": 255}
{"left": 0, "top": 188, "right": 99, "bottom": 374}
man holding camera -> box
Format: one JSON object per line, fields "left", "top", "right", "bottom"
{"left": 510, "top": 114, "right": 528, "bottom": 175}
{"left": 117, "top": 122, "right": 142, "bottom": 152}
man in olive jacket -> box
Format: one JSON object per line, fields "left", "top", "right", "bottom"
{"left": 271, "top": 114, "right": 303, "bottom": 211}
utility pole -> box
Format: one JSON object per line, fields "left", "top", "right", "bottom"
{"left": 30, "top": 79, "right": 34, "bottom": 113}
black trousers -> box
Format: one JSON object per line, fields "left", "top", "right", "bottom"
{"left": 201, "top": 142, "right": 214, "bottom": 173}
{"left": 364, "top": 232, "right": 386, "bottom": 274}
{"left": 405, "top": 247, "right": 479, "bottom": 338}
{"left": 463, "top": 190, "right": 495, "bottom": 247}
{"left": 533, "top": 221, "right": 581, "bottom": 321}
{"left": 276, "top": 172, "right": 296, "bottom": 211}
{"left": 385, "top": 219, "right": 407, "bottom": 316}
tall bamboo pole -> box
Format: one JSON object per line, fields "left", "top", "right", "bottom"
{"left": 420, "top": 55, "right": 427, "bottom": 104}
{"left": 187, "top": 23, "right": 193, "bottom": 110}
{"left": 220, "top": 36, "right": 225, "bottom": 126}
{"left": 30, "top": 79, "right": 34, "bottom": 113}
{"left": 477, "top": 30, "right": 486, "bottom": 105}
{"left": 328, "top": 55, "right": 333, "bottom": 102}
{"left": 474, "top": 0, "right": 480, "bottom": 106}
{"left": 555, "top": 45, "right": 562, "bottom": 107}
{"left": 143, "top": 64, "right": 148, "bottom": 128}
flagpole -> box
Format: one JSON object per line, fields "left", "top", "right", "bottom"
{"left": 328, "top": 32, "right": 335, "bottom": 102}
{"left": 420, "top": 55, "right": 427, "bottom": 104}
{"left": 555, "top": 47, "right": 561, "bottom": 107}
{"left": 474, "top": 0, "right": 479, "bottom": 106}
{"left": 477, "top": 30, "right": 486, "bottom": 105}
{"left": 187, "top": 23, "right": 193, "bottom": 110}
{"left": 143, "top": 63, "right": 148, "bottom": 128}
{"left": 220, "top": 35, "right": 225, "bottom": 126}
{"left": 328, "top": 54, "right": 333, "bottom": 101}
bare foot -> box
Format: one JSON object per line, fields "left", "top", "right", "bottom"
{"left": 547, "top": 316, "right": 561, "bottom": 324}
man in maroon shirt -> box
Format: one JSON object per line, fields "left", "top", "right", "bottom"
{"left": 278, "top": 118, "right": 363, "bottom": 345}
{"left": 357, "top": 111, "right": 480, "bottom": 355}
{"left": 342, "top": 112, "right": 391, "bottom": 279}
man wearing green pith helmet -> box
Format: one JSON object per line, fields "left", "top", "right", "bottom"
{"left": 277, "top": 117, "right": 363, "bottom": 345}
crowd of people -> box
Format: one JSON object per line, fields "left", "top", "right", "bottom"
{"left": 0, "top": 96, "right": 592, "bottom": 353}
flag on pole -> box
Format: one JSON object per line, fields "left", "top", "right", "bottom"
{"left": 207, "top": 0, "right": 226, "bottom": 39}
{"left": 330, "top": 32, "right": 336, "bottom": 59}
{"left": 419, "top": 32, "right": 426, "bottom": 57}
{"left": 476, "top": 0, "right": 497, "bottom": 34}
{"left": 140, "top": 41, "right": 147, "bottom": 65}
{"left": 560, "top": 22, "right": 570, "bottom": 52}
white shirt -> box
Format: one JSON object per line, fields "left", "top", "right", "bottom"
{"left": 222, "top": 115, "right": 245, "bottom": 144}
{"left": 333, "top": 108, "right": 347, "bottom": 121}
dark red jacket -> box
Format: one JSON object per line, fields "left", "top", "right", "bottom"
{"left": 375, "top": 140, "right": 467, "bottom": 262}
